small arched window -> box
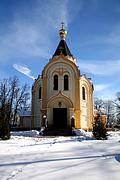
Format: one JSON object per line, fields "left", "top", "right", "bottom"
{"left": 82, "top": 87, "right": 85, "bottom": 100}
{"left": 39, "top": 87, "right": 42, "bottom": 99}
{"left": 53, "top": 75, "right": 58, "bottom": 90}
{"left": 64, "top": 75, "right": 69, "bottom": 90}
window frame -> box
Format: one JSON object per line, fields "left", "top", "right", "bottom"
{"left": 53, "top": 74, "right": 58, "bottom": 90}
{"left": 64, "top": 74, "right": 69, "bottom": 91}
{"left": 39, "top": 86, "right": 42, "bottom": 99}
{"left": 82, "top": 86, "right": 85, "bottom": 100}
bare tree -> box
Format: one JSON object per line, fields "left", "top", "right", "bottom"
{"left": 113, "top": 92, "right": 120, "bottom": 127}
{"left": 12, "top": 83, "right": 30, "bottom": 125}
{"left": 104, "top": 100, "right": 116, "bottom": 127}
{"left": 94, "top": 97, "right": 105, "bottom": 110}
{"left": 0, "top": 76, "right": 30, "bottom": 139}
{"left": 8, "top": 76, "right": 19, "bottom": 122}
{"left": 94, "top": 97, "right": 116, "bottom": 127}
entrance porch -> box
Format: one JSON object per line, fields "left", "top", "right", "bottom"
{"left": 53, "top": 108, "right": 67, "bottom": 128}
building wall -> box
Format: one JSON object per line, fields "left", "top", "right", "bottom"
{"left": 20, "top": 116, "right": 31, "bottom": 129}
{"left": 42, "top": 56, "right": 79, "bottom": 105}
{"left": 42, "top": 55, "right": 80, "bottom": 128}
{"left": 32, "top": 55, "right": 94, "bottom": 130}
{"left": 32, "top": 77, "right": 42, "bottom": 128}
{"left": 80, "top": 75, "right": 94, "bottom": 130}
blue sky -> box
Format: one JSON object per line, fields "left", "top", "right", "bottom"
{"left": 0, "top": 0, "right": 120, "bottom": 100}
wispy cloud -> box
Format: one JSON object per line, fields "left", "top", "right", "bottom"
{"left": 13, "top": 64, "right": 35, "bottom": 80}
{"left": 94, "top": 88, "right": 116, "bottom": 100}
{"left": 94, "top": 83, "right": 117, "bottom": 100}
{"left": 94, "top": 84, "right": 110, "bottom": 92}
{"left": 85, "top": 25, "right": 120, "bottom": 47}
{"left": 79, "top": 59, "right": 120, "bottom": 75}
{"left": 94, "top": 90, "right": 116, "bottom": 100}
{"left": 0, "top": 0, "right": 83, "bottom": 63}
{"left": 103, "top": 25, "right": 120, "bottom": 46}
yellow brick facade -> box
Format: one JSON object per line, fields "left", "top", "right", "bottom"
{"left": 32, "top": 26, "right": 94, "bottom": 131}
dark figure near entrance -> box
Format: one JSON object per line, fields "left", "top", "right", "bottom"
{"left": 43, "top": 115, "right": 48, "bottom": 128}
{"left": 71, "top": 116, "right": 75, "bottom": 128}
{"left": 45, "top": 118, "right": 48, "bottom": 128}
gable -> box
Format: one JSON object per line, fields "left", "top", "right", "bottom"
{"left": 42, "top": 55, "right": 80, "bottom": 79}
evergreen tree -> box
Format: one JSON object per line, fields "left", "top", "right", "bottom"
{"left": 0, "top": 103, "right": 10, "bottom": 140}
{"left": 93, "top": 113, "right": 107, "bottom": 140}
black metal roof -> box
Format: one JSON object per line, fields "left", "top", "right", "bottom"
{"left": 53, "top": 39, "right": 73, "bottom": 57}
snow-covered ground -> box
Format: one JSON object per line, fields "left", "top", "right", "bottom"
{"left": 0, "top": 130, "right": 120, "bottom": 180}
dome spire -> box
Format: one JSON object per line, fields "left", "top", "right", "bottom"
{"left": 53, "top": 23, "right": 74, "bottom": 58}
{"left": 59, "top": 22, "right": 67, "bottom": 40}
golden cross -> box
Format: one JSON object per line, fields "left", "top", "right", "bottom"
{"left": 61, "top": 22, "right": 64, "bottom": 29}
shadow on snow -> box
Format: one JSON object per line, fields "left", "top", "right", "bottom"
{"left": 115, "top": 154, "right": 120, "bottom": 163}
{"left": 0, "top": 153, "right": 119, "bottom": 167}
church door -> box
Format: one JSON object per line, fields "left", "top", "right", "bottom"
{"left": 53, "top": 108, "right": 67, "bottom": 128}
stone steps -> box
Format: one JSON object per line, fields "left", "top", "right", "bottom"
{"left": 43, "top": 128, "right": 73, "bottom": 136}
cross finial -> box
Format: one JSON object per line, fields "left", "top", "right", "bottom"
{"left": 61, "top": 22, "right": 64, "bottom": 29}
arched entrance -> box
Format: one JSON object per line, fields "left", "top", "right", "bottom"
{"left": 47, "top": 92, "right": 74, "bottom": 128}
{"left": 53, "top": 108, "right": 67, "bottom": 128}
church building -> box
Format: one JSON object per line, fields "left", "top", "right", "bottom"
{"left": 32, "top": 24, "right": 94, "bottom": 131}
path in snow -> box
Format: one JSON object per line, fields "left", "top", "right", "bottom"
{"left": 0, "top": 134, "right": 120, "bottom": 180}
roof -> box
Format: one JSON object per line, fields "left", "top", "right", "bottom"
{"left": 53, "top": 39, "right": 73, "bottom": 57}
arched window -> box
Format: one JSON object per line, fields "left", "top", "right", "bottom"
{"left": 82, "top": 87, "right": 85, "bottom": 100}
{"left": 53, "top": 75, "right": 58, "bottom": 90}
{"left": 64, "top": 75, "right": 69, "bottom": 90}
{"left": 39, "top": 87, "right": 42, "bottom": 99}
